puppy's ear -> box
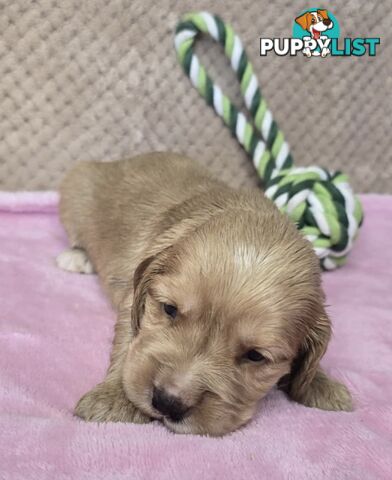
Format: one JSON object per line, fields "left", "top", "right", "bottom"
{"left": 317, "top": 9, "right": 328, "bottom": 20}
{"left": 280, "top": 307, "right": 353, "bottom": 411}
{"left": 295, "top": 12, "right": 312, "bottom": 31}
{"left": 131, "top": 255, "right": 157, "bottom": 335}
{"left": 131, "top": 247, "right": 173, "bottom": 334}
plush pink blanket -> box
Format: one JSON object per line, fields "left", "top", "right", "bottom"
{"left": 0, "top": 192, "right": 391, "bottom": 480}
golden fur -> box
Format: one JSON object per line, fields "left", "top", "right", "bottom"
{"left": 58, "top": 153, "right": 352, "bottom": 436}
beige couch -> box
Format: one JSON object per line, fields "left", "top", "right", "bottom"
{"left": 0, "top": 0, "right": 390, "bottom": 192}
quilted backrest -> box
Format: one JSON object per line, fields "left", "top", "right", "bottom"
{"left": 0, "top": 0, "right": 390, "bottom": 192}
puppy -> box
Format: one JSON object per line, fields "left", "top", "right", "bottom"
{"left": 57, "top": 153, "right": 352, "bottom": 436}
{"left": 295, "top": 9, "right": 334, "bottom": 57}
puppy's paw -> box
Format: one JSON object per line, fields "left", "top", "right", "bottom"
{"left": 56, "top": 248, "right": 94, "bottom": 274}
{"left": 296, "top": 370, "right": 353, "bottom": 412}
{"left": 75, "top": 381, "right": 151, "bottom": 423}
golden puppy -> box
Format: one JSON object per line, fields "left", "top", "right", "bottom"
{"left": 57, "top": 153, "right": 352, "bottom": 436}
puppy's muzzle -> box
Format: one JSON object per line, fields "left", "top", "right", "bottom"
{"left": 152, "top": 387, "right": 191, "bottom": 422}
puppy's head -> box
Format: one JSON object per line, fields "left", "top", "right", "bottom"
{"left": 122, "top": 207, "right": 332, "bottom": 436}
{"left": 295, "top": 10, "right": 333, "bottom": 39}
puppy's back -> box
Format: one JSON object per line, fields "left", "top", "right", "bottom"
{"left": 58, "top": 153, "right": 223, "bottom": 269}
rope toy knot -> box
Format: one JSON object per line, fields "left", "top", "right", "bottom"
{"left": 175, "top": 11, "right": 364, "bottom": 270}
{"left": 264, "top": 166, "right": 363, "bottom": 270}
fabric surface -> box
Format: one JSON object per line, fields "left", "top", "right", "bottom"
{"left": 0, "top": 192, "right": 391, "bottom": 480}
{"left": 0, "top": 1, "right": 390, "bottom": 193}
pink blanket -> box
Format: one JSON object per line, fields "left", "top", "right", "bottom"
{"left": 0, "top": 192, "right": 391, "bottom": 480}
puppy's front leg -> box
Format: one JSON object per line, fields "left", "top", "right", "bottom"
{"left": 75, "top": 304, "right": 151, "bottom": 424}
{"left": 290, "top": 368, "right": 353, "bottom": 411}
{"left": 75, "top": 379, "right": 148, "bottom": 423}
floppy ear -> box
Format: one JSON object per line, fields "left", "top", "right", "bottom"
{"left": 131, "top": 247, "right": 174, "bottom": 335}
{"left": 317, "top": 9, "right": 329, "bottom": 20}
{"left": 131, "top": 255, "right": 157, "bottom": 335}
{"left": 280, "top": 308, "right": 353, "bottom": 411}
{"left": 295, "top": 12, "right": 311, "bottom": 31}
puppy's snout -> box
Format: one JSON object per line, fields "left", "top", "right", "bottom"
{"left": 152, "top": 387, "right": 190, "bottom": 422}
{"left": 323, "top": 18, "right": 332, "bottom": 26}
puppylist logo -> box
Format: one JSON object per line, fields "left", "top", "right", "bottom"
{"left": 260, "top": 8, "right": 380, "bottom": 57}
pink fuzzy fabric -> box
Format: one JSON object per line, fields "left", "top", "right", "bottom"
{"left": 0, "top": 192, "right": 391, "bottom": 480}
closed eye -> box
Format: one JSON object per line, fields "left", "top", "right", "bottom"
{"left": 162, "top": 303, "right": 177, "bottom": 319}
{"left": 243, "top": 349, "right": 265, "bottom": 363}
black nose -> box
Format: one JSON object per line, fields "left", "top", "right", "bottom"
{"left": 152, "top": 387, "right": 189, "bottom": 422}
{"left": 323, "top": 18, "right": 331, "bottom": 26}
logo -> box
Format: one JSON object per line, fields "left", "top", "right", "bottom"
{"left": 293, "top": 9, "right": 339, "bottom": 57}
{"left": 260, "top": 8, "right": 380, "bottom": 57}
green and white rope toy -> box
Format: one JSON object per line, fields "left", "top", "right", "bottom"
{"left": 174, "top": 11, "right": 364, "bottom": 270}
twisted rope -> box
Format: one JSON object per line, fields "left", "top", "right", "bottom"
{"left": 174, "top": 11, "right": 363, "bottom": 270}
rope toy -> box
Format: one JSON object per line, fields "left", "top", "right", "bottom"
{"left": 174, "top": 11, "right": 363, "bottom": 270}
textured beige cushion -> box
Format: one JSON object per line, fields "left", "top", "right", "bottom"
{"left": 0, "top": 0, "right": 390, "bottom": 192}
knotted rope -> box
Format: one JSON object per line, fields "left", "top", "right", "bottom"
{"left": 174, "top": 11, "right": 363, "bottom": 270}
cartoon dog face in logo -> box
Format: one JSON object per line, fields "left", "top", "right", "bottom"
{"left": 295, "top": 9, "right": 334, "bottom": 57}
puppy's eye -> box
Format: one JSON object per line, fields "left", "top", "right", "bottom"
{"left": 244, "top": 349, "right": 265, "bottom": 362}
{"left": 311, "top": 18, "right": 316, "bottom": 23}
{"left": 163, "top": 303, "right": 177, "bottom": 319}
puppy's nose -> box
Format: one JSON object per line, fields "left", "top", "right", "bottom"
{"left": 152, "top": 387, "right": 189, "bottom": 422}
{"left": 323, "top": 18, "right": 331, "bottom": 26}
